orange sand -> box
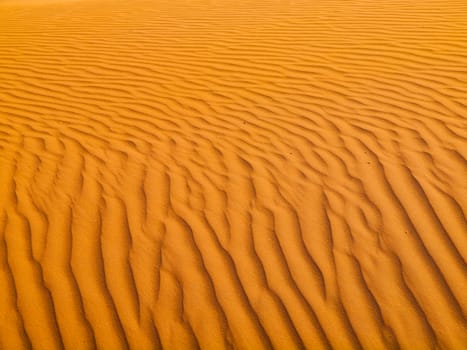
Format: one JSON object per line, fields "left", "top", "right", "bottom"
{"left": 0, "top": 0, "right": 466, "bottom": 349}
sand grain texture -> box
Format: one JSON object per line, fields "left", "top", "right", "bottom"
{"left": 0, "top": 0, "right": 466, "bottom": 349}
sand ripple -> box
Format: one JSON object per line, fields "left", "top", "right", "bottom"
{"left": 0, "top": 0, "right": 466, "bottom": 349}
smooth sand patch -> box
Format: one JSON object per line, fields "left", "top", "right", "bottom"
{"left": 0, "top": 0, "right": 466, "bottom": 349}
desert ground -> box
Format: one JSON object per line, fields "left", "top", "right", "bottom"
{"left": 0, "top": 0, "right": 466, "bottom": 349}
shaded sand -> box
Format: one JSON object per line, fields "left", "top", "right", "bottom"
{"left": 0, "top": 0, "right": 466, "bottom": 349}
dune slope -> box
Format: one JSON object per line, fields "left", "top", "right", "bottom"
{"left": 0, "top": 0, "right": 466, "bottom": 349}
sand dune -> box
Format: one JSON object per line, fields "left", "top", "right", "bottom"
{"left": 0, "top": 0, "right": 466, "bottom": 349}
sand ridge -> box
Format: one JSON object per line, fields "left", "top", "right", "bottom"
{"left": 0, "top": 0, "right": 466, "bottom": 349}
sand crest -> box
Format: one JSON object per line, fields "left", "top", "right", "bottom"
{"left": 0, "top": 0, "right": 466, "bottom": 349}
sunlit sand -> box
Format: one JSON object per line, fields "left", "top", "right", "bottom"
{"left": 0, "top": 0, "right": 466, "bottom": 349}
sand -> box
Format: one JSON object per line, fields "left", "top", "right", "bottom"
{"left": 0, "top": 0, "right": 466, "bottom": 349}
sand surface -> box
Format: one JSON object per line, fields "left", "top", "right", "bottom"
{"left": 0, "top": 0, "right": 466, "bottom": 349}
